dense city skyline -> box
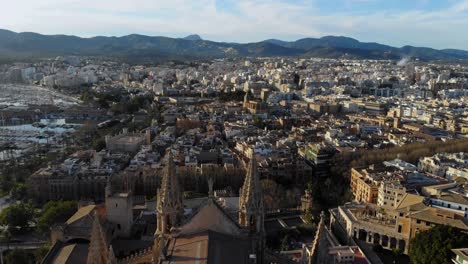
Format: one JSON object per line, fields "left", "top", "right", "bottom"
{"left": 2, "top": 0, "right": 468, "bottom": 50}
{"left": 0, "top": 1, "right": 467, "bottom": 263}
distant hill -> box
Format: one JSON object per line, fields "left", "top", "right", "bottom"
{"left": 0, "top": 29, "right": 467, "bottom": 62}
{"left": 182, "top": 34, "right": 203, "bottom": 41}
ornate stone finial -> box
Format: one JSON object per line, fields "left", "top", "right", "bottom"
{"left": 208, "top": 174, "right": 214, "bottom": 198}
{"left": 105, "top": 176, "right": 112, "bottom": 197}
{"left": 320, "top": 211, "right": 326, "bottom": 221}
{"left": 107, "top": 245, "right": 116, "bottom": 264}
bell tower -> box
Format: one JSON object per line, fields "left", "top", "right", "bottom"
{"left": 243, "top": 90, "right": 252, "bottom": 109}
{"left": 156, "top": 150, "right": 183, "bottom": 235}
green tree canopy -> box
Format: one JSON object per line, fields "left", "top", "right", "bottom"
{"left": 10, "top": 183, "right": 27, "bottom": 201}
{"left": 410, "top": 225, "right": 468, "bottom": 264}
{"left": 5, "top": 249, "right": 33, "bottom": 264}
{"left": 35, "top": 243, "right": 51, "bottom": 263}
{"left": 37, "top": 201, "right": 77, "bottom": 233}
{"left": 0, "top": 203, "right": 34, "bottom": 230}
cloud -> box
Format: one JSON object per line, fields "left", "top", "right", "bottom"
{"left": 1, "top": 0, "right": 468, "bottom": 50}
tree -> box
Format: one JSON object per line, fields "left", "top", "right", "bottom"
{"left": 35, "top": 243, "right": 51, "bottom": 263}
{"left": 97, "top": 97, "right": 110, "bottom": 109}
{"left": 0, "top": 203, "right": 34, "bottom": 231}
{"left": 0, "top": 173, "right": 14, "bottom": 194}
{"left": 5, "top": 249, "right": 33, "bottom": 264}
{"left": 252, "top": 116, "right": 266, "bottom": 129}
{"left": 410, "top": 225, "right": 468, "bottom": 264}
{"left": 0, "top": 229, "right": 11, "bottom": 242}
{"left": 92, "top": 138, "right": 106, "bottom": 151}
{"left": 261, "top": 179, "right": 287, "bottom": 209}
{"left": 37, "top": 201, "right": 77, "bottom": 233}
{"left": 10, "top": 183, "right": 27, "bottom": 201}
{"left": 393, "top": 248, "right": 403, "bottom": 256}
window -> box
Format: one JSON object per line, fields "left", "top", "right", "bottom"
{"left": 416, "top": 220, "right": 421, "bottom": 224}
{"left": 398, "top": 225, "right": 402, "bottom": 233}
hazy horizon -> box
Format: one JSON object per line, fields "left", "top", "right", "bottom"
{"left": 2, "top": 0, "right": 468, "bottom": 50}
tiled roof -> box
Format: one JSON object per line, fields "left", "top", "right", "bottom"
{"left": 395, "top": 193, "right": 425, "bottom": 210}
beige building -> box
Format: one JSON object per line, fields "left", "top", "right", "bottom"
{"left": 377, "top": 181, "right": 406, "bottom": 209}
{"left": 105, "top": 129, "right": 150, "bottom": 153}
{"left": 243, "top": 91, "right": 268, "bottom": 114}
{"left": 350, "top": 168, "right": 379, "bottom": 204}
{"left": 330, "top": 195, "right": 468, "bottom": 255}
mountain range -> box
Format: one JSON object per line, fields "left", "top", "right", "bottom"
{"left": 0, "top": 29, "right": 468, "bottom": 62}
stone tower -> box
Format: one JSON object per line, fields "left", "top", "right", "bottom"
{"left": 243, "top": 90, "right": 251, "bottom": 109}
{"left": 301, "top": 189, "right": 314, "bottom": 213}
{"left": 239, "top": 153, "right": 265, "bottom": 262}
{"left": 105, "top": 176, "right": 133, "bottom": 237}
{"left": 156, "top": 150, "right": 183, "bottom": 235}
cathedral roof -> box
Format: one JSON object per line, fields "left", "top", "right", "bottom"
{"left": 161, "top": 230, "right": 251, "bottom": 264}
{"left": 179, "top": 199, "right": 242, "bottom": 236}
{"left": 42, "top": 241, "right": 89, "bottom": 264}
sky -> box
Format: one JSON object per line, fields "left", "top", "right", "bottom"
{"left": 2, "top": 0, "right": 468, "bottom": 50}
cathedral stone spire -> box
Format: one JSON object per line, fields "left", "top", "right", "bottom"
{"left": 107, "top": 245, "right": 116, "bottom": 264}
{"left": 239, "top": 152, "right": 265, "bottom": 263}
{"left": 152, "top": 234, "right": 167, "bottom": 264}
{"left": 239, "top": 152, "right": 264, "bottom": 233}
{"left": 105, "top": 176, "right": 112, "bottom": 198}
{"left": 156, "top": 150, "right": 183, "bottom": 234}
{"left": 87, "top": 214, "right": 109, "bottom": 264}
